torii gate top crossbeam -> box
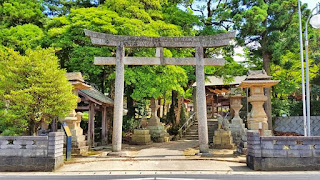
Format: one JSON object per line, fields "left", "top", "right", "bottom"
{"left": 84, "top": 29, "right": 236, "bottom": 48}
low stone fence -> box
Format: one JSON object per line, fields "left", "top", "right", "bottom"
{"left": 274, "top": 116, "right": 320, "bottom": 136}
{"left": 247, "top": 131, "right": 320, "bottom": 171}
{"left": 0, "top": 132, "right": 64, "bottom": 171}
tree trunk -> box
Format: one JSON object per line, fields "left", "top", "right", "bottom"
{"left": 262, "top": 49, "right": 273, "bottom": 130}
{"left": 175, "top": 97, "right": 183, "bottom": 125}
{"left": 101, "top": 66, "right": 106, "bottom": 94}
{"left": 29, "top": 120, "right": 39, "bottom": 136}
{"left": 126, "top": 85, "right": 135, "bottom": 119}
{"left": 168, "top": 90, "right": 179, "bottom": 126}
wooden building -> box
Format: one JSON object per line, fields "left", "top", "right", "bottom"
{"left": 76, "top": 87, "right": 114, "bottom": 146}
{"left": 193, "top": 76, "right": 246, "bottom": 118}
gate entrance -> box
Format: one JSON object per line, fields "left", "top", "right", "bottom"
{"left": 84, "top": 29, "right": 235, "bottom": 154}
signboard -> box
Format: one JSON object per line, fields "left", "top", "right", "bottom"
{"left": 62, "top": 122, "right": 72, "bottom": 161}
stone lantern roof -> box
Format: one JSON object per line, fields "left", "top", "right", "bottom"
{"left": 65, "top": 72, "right": 91, "bottom": 90}
{"left": 246, "top": 70, "right": 272, "bottom": 80}
{"left": 239, "top": 69, "right": 280, "bottom": 88}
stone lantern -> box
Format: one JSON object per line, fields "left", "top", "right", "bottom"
{"left": 228, "top": 88, "right": 247, "bottom": 144}
{"left": 147, "top": 98, "right": 169, "bottom": 142}
{"left": 239, "top": 70, "right": 280, "bottom": 136}
{"left": 61, "top": 72, "right": 91, "bottom": 154}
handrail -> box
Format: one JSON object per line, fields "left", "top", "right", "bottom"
{"left": 178, "top": 112, "right": 196, "bottom": 136}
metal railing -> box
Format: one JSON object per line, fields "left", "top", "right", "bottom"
{"left": 178, "top": 112, "right": 196, "bottom": 137}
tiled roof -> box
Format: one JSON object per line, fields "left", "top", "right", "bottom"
{"left": 192, "top": 75, "right": 246, "bottom": 87}
{"left": 80, "top": 88, "right": 114, "bottom": 105}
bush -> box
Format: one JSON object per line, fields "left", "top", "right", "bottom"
{"left": 122, "top": 115, "right": 140, "bottom": 133}
{"left": 272, "top": 98, "right": 320, "bottom": 117}
{"left": 272, "top": 98, "right": 293, "bottom": 117}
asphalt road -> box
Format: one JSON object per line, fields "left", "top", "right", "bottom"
{"left": 0, "top": 174, "right": 319, "bottom": 180}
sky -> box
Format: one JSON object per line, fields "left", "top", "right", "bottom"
{"left": 302, "top": 0, "right": 318, "bottom": 10}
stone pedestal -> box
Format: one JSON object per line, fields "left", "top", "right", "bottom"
{"left": 147, "top": 98, "right": 169, "bottom": 142}
{"left": 228, "top": 88, "right": 247, "bottom": 144}
{"left": 213, "top": 130, "right": 235, "bottom": 149}
{"left": 131, "top": 129, "right": 152, "bottom": 145}
{"left": 61, "top": 111, "right": 89, "bottom": 155}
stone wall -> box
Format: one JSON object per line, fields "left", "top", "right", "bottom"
{"left": 0, "top": 132, "right": 64, "bottom": 171}
{"left": 247, "top": 131, "right": 320, "bottom": 171}
{"left": 274, "top": 116, "right": 320, "bottom": 136}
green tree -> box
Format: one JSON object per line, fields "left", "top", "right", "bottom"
{"left": 0, "top": 24, "right": 44, "bottom": 54}
{"left": 43, "top": 0, "right": 199, "bottom": 124}
{"left": 42, "top": 0, "right": 103, "bottom": 16}
{"left": 0, "top": 48, "right": 78, "bottom": 136}
{"left": 230, "top": 0, "right": 303, "bottom": 127}
{"left": 0, "top": 0, "right": 44, "bottom": 28}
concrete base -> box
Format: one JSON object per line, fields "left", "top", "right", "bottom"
{"left": 0, "top": 156, "right": 64, "bottom": 172}
{"left": 213, "top": 130, "right": 235, "bottom": 149}
{"left": 247, "top": 155, "right": 320, "bottom": 171}
{"left": 131, "top": 129, "right": 152, "bottom": 145}
{"left": 235, "top": 140, "right": 247, "bottom": 155}
{"left": 72, "top": 146, "right": 89, "bottom": 155}
{"left": 107, "top": 151, "right": 128, "bottom": 157}
{"left": 199, "top": 144, "right": 209, "bottom": 153}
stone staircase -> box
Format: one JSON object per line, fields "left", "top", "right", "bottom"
{"left": 184, "top": 119, "right": 218, "bottom": 143}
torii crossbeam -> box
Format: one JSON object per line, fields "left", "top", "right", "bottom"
{"left": 84, "top": 29, "right": 235, "bottom": 155}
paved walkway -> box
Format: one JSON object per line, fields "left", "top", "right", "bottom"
{"left": 55, "top": 139, "right": 248, "bottom": 173}
{"left": 134, "top": 139, "right": 199, "bottom": 159}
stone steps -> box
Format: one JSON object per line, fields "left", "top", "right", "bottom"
{"left": 183, "top": 120, "right": 218, "bottom": 143}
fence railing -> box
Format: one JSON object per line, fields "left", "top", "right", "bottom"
{"left": 178, "top": 112, "right": 196, "bottom": 137}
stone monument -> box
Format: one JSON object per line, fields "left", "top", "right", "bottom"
{"left": 147, "top": 98, "right": 170, "bottom": 142}
{"left": 228, "top": 88, "right": 247, "bottom": 144}
{"left": 61, "top": 72, "right": 91, "bottom": 155}
{"left": 239, "top": 70, "right": 280, "bottom": 136}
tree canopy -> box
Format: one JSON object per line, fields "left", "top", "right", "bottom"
{"left": 0, "top": 48, "right": 78, "bottom": 135}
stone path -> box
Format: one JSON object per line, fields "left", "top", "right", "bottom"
{"left": 57, "top": 159, "right": 247, "bottom": 172}
{"left": 134, "top": 139, "right": 199, "bottom": 159}
{"left": 55, "top": 139, "right": 249, "bottom": 173}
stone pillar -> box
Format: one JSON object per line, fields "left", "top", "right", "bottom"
{"left": 248, "top": 86, "right": 269, "bottom": 135}
{"left": 228, "top": 88, "right": 247, "bottom": 145}
{"left": 195, "top": 46, "right": 209, "bottom": 153}
{"left": 101, "top": 105, "right": 108, "bottom": 145}
{"left": 147, "top": 98, "right": 169, "bottom": 142}
{"left": 112, "top": 44, "right": 125, "bottom": 152}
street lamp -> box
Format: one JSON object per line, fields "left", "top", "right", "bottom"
{"left": 305, "top": 2, "right": 320, "bottom": 136}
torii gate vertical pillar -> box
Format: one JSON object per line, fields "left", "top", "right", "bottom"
{"left": 195, "top": 47, "right": 209, "bottom": 153}
{"left": 111, "top": 44, "right": 125, "bottom": 153}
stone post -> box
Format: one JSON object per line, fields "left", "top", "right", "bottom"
{"left": 149, "top": 98, "right": 161, "bottom": 126}
{"left": 48, "top": 132, "right": 64, "bottom": 158}
{"left": 111, "top": 44, "right": 125, "bottom": 153}
{"left": 248, "top": 86, "right": 268, "bottom": 131}
{"left": 195, "top": 46, "right": 209, "bottom": 153}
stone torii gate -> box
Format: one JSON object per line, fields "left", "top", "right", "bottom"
{"left": 84, "top": 29, "right": 235, "bottom": 155}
